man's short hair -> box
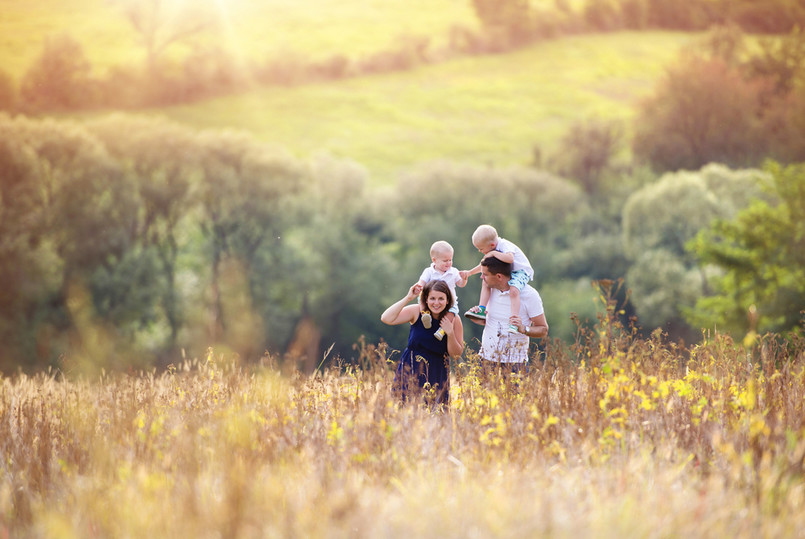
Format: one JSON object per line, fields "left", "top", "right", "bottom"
{"left": 481, "top": 256, "right": 512, "bottom": 277}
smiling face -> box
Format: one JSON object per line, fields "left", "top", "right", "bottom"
{"left": 421, "top": 280, "right": 453, "bottom": 318}
{"left": 426, "top": 290, "right": 449, "bottom": 316}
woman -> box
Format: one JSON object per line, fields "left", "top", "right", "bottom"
{"left": 380, "top": 280, "right": 464, "bottom": 405}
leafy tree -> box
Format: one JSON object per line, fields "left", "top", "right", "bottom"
{"left": 732, "top": 0, "right": 805, "bottom": 32}
{"left": 0, "top": 116, "right": 150, "bottom": 368}
{"left": 283, "top": 156, "right": 394, "bottom": 364}
{"left": 383, "top": 162, "right": 588, "bottom": 344}
{"left": 635, "top": 27, "right": 805, "bottom": 173}
{"left": 622, "top": 164, "right": 767, "bottom": 337}
{"left": 0, "top": 70, "right": 15, "bottom": 112}
{"left": 88, "top": 115, "right": 199, "bottom": 352}
{"left": 195, "top": 130, "right": 305, "bottom": 354}
{"left": 112, "top": 0, "right": 218, "bottom": 76}
{"left": 471, "top": 0, "right": 534, "bottom": 46}
{"left": 19, "top": 34, "right": 94, "bottom": 111}
{"left": 633, "top": 54, "right": 767, "bottom": 172}
{"left": 626, "top": 249, "right": 702, "bottom": 332}
{"left": 687, "top": 162, "right": 805, "bottom": 336}
{"left": 761, "top": 90, "right": 805, "bottom": 164}
{"left": 0, "top": 116, "right": 57, "bottom": 369}
{"left": 742, "top": 27, "right": 805, "bottom": 96}
{"left": 549, "top": 118, "right": 623, "bottom": 195}
{"left": 583, "top": 0, "right": 624, "bottom": 31}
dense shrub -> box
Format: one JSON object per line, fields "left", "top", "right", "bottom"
{"left": 19, "top": 34, "right": 96, "bottom": 112}
{"left": 633, "top": 55, "right": 767, "bottom": 172}
{"left": 634, "top": 27, "right": 805, "bottom": 173}
{"left": 0, "top": 70, "right": 15, "bottom": 111}
{"left": 549, "top": 118, "right": 624, "bottom": 195}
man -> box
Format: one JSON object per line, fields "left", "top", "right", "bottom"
{"left": 467, "top": 257, "right": 548, "bottom": 369}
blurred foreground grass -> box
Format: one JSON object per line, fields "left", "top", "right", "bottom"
{"left": 3, "top": 318, "right": 804, "bottom": 537}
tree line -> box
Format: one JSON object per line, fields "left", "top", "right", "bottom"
{"left": 1, "top": 19, "right": 803, "bottom": 372}
{"left": 1, "top": 111, "right": 802, "bottom": 374}
{"left": 2, "top": 0, "right": 803, "bottom": 113}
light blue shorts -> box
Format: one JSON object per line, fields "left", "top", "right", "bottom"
{"left": 508, "top": 269, "right": 530, "bottom": 291}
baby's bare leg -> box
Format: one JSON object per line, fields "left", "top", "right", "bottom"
{"left": 479, "top": 280, "right": 491, "bottom": 308}
{"left": 509, "top": 286, "right": 520, "bottom": 325}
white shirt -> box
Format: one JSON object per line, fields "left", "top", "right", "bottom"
{"left": 419, "top": 264, "right": 462, "bottom": 306}
{"left": 496, "top": 237, "right": 534, "bottom": 280}
{"left": 481, "top": 284, "right": 544, "bottom": 363}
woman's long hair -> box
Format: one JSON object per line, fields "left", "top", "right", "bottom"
{"left": 419, "top": 280, "right": 454, "bottom": 320}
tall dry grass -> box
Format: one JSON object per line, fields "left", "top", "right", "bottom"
{"left": 2, "top": 294, "right": 804, "bottom": 537}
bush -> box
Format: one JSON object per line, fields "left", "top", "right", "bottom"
{"left": 0, "top": 70, "right": 16, "bottom": 112}
{"left": 19, "top": 34, "right": 96, "bottom": 112}
{"left": 633, "top": 55, "right": 767, "bottom": 172}
{"left": 549, "top": 118, "right": 624, "bottom": 194}
{"left": 732, "top": 0, "right": 805, "bottom": 32}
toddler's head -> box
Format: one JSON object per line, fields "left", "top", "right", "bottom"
{"left": 471, "top": 224, "right": 498, "bottom": 254}
{"left": 430, "top": 241, "right": 454, "bottom": 272}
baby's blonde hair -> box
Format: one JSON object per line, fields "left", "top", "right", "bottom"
{"left": 472, "top": 224, "right": 498, "bottom": 246}
{"left": 430, "top": 240, "right": 454, "bottom": 258}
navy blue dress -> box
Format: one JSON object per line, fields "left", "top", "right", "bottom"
{"left": 394, "top": 312, "right": 450, "bottom": 404}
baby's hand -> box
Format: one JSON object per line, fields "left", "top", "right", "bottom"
{"left": 459, "top": 270, "right": 470, "bottom": 281}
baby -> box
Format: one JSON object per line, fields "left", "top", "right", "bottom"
{"left": 415, "top": 240, "right": 468, "bottom": 340}
{"left": 461, "top": 224, "right": 534, "bottom": 334}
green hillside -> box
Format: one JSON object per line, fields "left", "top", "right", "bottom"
{"left": 152, "top": 31, "right": 697, "bottom": 185}
{"left": 5, "top": 1, "right": 699, "bottom": 185}
{"left": 1, "top": 0, "right": 478, "bottom": 81}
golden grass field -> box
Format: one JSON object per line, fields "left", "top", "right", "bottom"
{"left": 3, "top": 301, "right": 804, "bottom": 538}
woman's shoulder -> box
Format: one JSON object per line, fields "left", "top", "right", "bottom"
{"left": 404, "top": 304, "right": 423, "bottom": 323}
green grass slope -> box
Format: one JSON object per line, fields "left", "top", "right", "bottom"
{"left": 155, "top": 32, "right": 697, "bottom": 185}
{"left": 4, "top": 0, "right": 698, "bottom": 185}
{"left": 1, "top": 0, "right": 478, "bottom": 81}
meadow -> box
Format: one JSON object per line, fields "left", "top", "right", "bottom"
{"left": 156, "top": 31, "right": 697, "bottom": 184}
{"left": 5, "top": 4, "right": 803, "bottom": 534}
{"left": 3, "top": 302, "right": 805, "bottom": 537}
{"left": 5, "top": 0, "right": 700, "bottom": 184}
{"left": 1, "top": 0, "right": 478, "bottom": 81}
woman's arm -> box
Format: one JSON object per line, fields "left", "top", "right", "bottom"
{"left": 381, "top": 284, "right": 421, "bottom": 325}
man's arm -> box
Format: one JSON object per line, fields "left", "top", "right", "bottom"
{"left": 511, "top": 313, "right": 548, "bottom": 339}
{"left": 467, "top": 315, "right": 486, "bottom": 327}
